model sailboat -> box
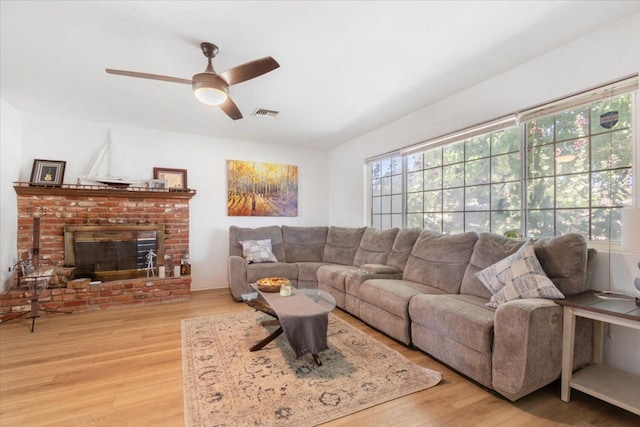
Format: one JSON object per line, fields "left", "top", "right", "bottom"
{"left": 81, "top": 132, "right": 140, "bottom": 187}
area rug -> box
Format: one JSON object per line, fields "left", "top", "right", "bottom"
{"left": 181, "top": 310, "right": 442, "bottom": 427}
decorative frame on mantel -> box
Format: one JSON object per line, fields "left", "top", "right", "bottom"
{"left": 227, "top": 160, "right": 298, "bottom": 217}
{"left": 153, "top": 167, "right": 187, "bottom": 190}
{"left": 30, "top": 159, "right": 66, "bottom": 187}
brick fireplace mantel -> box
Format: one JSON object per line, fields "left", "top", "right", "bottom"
{"left": 1, "top": 183, "right": 196, "bottom": 315}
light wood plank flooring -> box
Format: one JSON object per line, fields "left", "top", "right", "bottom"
{"left": 1, "top": 289, "right": 638, "bottom": 426}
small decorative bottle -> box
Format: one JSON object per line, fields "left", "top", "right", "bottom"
{"left": 181, "top": 253, "right": 191, "bottom": 276}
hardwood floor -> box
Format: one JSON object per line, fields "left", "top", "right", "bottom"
{"left": 1, "top": 289, "right": 637, "bottom": 426}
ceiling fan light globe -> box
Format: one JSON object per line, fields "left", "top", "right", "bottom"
{"left": 192, "top": 73, "right": 229, "bottom": 105}
{"left": 194, "top": 87, "right": 228, "bottom": 105}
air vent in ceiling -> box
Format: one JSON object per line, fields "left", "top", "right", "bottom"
{"left": 252, "top": 108, "right": 279, "bottom": 118}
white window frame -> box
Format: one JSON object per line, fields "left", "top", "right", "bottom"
{"left": 365, "top": 75, "right": 638, "bottom": 244}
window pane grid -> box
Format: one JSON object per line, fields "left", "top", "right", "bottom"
{"left": 524, "top": 93, "right": 632, "bottom": 240}
{"left": 400, "top": 127, "right": 522, "bottom": 234}
{"left": 368, "top": 90, "right": 634, "bottom": 240}
{"left": 369, "top": 154, "right": 403, "bottom": 229}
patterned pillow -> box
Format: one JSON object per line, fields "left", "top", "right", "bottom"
{"left": 239, "top": 239, "right": 278, "bottom": 264}
{"left": 475, "top": 240, "right": 564, "bottom": 308}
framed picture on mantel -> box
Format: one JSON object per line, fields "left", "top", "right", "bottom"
{"left": 30, "top": 159, "right": 66, "bottom": 187}
{"left": 153, "top": 167, "right": 187, "bottom": 190}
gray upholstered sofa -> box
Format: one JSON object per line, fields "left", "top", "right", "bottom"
{"left": 227, "top": 225, "right": 595, "bottom": 401}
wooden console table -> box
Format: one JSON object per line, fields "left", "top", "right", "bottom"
{"left": 556, "top": 290, "right": 640, "bottom": 415}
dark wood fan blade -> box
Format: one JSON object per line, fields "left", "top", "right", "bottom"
{"left": 219, "top": 57, "right": 279, "bottom": 86}
{"left": 220, "top": 97, "right": 243, "bottom": 120}
{"left": 106, "top": 69, "right": 192, "bottom": 85}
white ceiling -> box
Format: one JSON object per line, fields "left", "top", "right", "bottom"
{"left": 2, "top": 1, "right": 639, "bottom": 149}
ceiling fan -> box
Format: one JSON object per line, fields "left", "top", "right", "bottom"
{"left": 106, "top": 42, "right": 279, "bottom": 120}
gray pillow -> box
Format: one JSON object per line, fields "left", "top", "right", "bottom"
{"left": 239, "top": 239, "right": 278, "bottom": 263}
{"left": 475, "top": 240, "right": 564, "bottom": 308}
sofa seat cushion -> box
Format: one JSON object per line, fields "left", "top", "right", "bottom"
{"left": 247, "top": 262, "right": 298, "bottom": 284}
{"left": 409, "top": 294, "right": 495, "bottom": 356}
{"left": 317, "top": 264, "right": 358, "bottom": 292}
{"left": 296, "top": 262, "right": 328, "bottom": 282}
{"left": 344, "top": 269, "right": 402, "bottom": 319}
{"left": 360, "top": 279, "right": 445, "bottom": 320}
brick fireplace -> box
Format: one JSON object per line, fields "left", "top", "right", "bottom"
{"left": 0, "top": 183, "right": 196, "bottom": 315}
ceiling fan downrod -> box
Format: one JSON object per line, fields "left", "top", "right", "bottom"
{"left": 201, "top": 42, "right": 219, "bottom": 73}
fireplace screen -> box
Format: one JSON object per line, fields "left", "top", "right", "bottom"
{"left": 64, "top": 225, "right": 165, "bottom": 281}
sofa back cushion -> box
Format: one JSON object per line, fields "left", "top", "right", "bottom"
{"left": 403, "top": 230, "right": 478, "bottom": 294}
{"left": 386, "top": 228, "right": 421, "bottom": 272}
{"left": 532, "top": 233, "right": 589, "bottom": 296}
{"left": 460, "top": 233, "right": 527, "bottom": 299}
{"left": 229, "top": 225, "right": 286, "bottom": 262}
{"left": 282, "top": 226, "right": 328, "bottom": 262}
{"left": 461, "top": 232, "right": 590, "bottom": 298}
{"left": 323, "top": 226, "right": 367, "bottom": 265}
{"left": 353, "top": 227, "right": 399, "bottom": 266}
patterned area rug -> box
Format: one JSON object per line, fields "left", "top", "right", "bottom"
{"left": 182, "top": 310, "right": 442, "bottom": 426}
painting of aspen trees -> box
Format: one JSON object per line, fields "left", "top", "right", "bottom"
{"left": 227, "top": 160, "right": 298, "bottom": 216}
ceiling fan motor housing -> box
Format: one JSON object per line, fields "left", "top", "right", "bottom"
{"left": 192, "top": 73, "right": 229, "bottom": 105}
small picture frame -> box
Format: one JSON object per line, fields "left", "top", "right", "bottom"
{"left": 148, "top": 179, "right": 168, "bottom": 189}
{"left": 153, "top": 167, "right": 187, "bottom": 190}
{"left": 30, "top": 159, "right": 66, "bottom": 186}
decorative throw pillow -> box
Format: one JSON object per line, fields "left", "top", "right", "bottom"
{"left": 475, "top": 240, "right": 564, "bottom": 308}
{"left": 239, "top": 239, "right": 278, "bottom": 264}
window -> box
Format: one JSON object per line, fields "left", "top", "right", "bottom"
{"left": 369, "top": 154, "right": 403, "bottom": 229}
{"left": 406, "top": 127, "right": 522, "bottom": 236}
{"left": 525, "top": 93, "right": 633, "bottom": 240}
{"left": 366, "top": 77, "right": 637, "bottom": 242}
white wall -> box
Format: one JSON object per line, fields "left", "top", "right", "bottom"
{"left": 330, "top": 12, "right": 640, "bottom": 226}
{"left": 9, "top": 113, "right": 330, "bottom": 291}
{"left": 0, "top": 100, "right": 21, "bottom": 292}
{"left": 328, "top": 13, "right": 640, "bottom": 373}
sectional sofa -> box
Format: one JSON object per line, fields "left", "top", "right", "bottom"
{"left": 227, "top": 225, "right": 596, "bottom": 401}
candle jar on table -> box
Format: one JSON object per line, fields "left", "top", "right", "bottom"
{"left": 280, "top": 282, "right": 292, "bottom": 297}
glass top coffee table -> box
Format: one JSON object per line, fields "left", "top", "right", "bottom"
{"left": 243, "top": 286, "right": 336, "bottom": 365}
{"left": 295, "top": 288, "right": 336, "bottom": 312}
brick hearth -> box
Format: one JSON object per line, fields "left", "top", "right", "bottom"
{"left": 1, "top": 184, "right": 196, "bottom": 316}
{"left": 1, "top": 277, "right": 191, "bottom": 314}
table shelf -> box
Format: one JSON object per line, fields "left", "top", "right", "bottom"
{"left": 557, "top": 290, "right": 640, "bottom": 416}
{"left": 571, "top": 364, "right": 640, "bottom": 415}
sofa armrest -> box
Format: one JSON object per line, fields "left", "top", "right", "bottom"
{"left": 345, "top": 268, "right": 403, "bottom": 297}
{"left": 360, "top": 264, "right": 401, "bottom": 274}
{"left": 492, "top": 299, "right": 564, "bottom": 401}
{"left": 227, "top": 255, "right": 249, "bottom": 301}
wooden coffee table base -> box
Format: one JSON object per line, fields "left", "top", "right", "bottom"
{"left": 249, "top": 319, "right": 322, "bottom": 366}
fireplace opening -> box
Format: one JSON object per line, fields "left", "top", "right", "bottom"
{"left": 64, "top": 225, "right": 165, "bottom": 281}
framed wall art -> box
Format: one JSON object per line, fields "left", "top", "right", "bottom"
{"left": 30, "top": 159, "right": 66, "bottom": 186}
{"left": 227, "top": 160, "right": 298, "bottom": 217}
{"left": 153, "top": 167, "right": 187, "bottom": 190}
